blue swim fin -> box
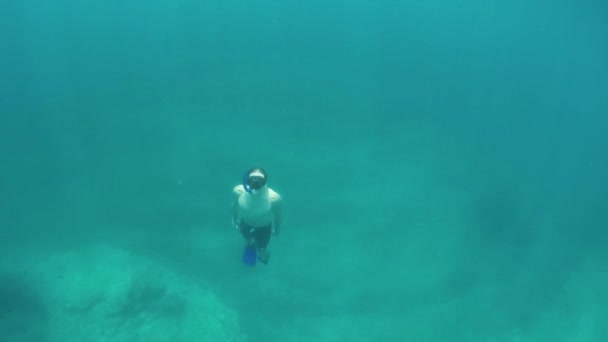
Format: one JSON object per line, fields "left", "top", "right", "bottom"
{"left": 242, "top": 244, "right": 257, "bottom": 266}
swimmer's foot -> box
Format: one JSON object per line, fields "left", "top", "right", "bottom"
{"left": 258, "top": 250, "right": 270, "bottom": 264}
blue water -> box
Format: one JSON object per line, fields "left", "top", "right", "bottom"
{"left": 1, "top": 0, "right": 607, "bottom": 341}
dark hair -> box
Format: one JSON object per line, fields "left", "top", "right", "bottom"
{"left": 247, "top": 167, "right": 267, "bottom": 180}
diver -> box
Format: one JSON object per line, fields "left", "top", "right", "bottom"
{"left": 231, "top": 167, "right": 282, "bottom": 264}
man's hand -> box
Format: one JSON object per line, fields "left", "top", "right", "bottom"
{"left": 232, "top": 218, "right": 240, "bottom": 230}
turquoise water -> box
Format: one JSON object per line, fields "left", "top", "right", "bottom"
{"left": 1, "top": 0, "right": 607, "bottom": 341}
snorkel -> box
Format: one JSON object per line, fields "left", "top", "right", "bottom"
{"left": 242, "top": 171, "right": 254, "bottom": 193}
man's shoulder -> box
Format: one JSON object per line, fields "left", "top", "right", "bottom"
{"left": 233, "top": 184, "right": 245, "bottom": 195}
{"left": 268, "top": 188, "right": 282, "bottom": 202}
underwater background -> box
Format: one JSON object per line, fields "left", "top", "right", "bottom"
{"left": 1, "top": 0, "right": 607, "bottom": 341}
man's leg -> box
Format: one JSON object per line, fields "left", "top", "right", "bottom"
{"left": 253, "top": 226, "right": 272, "bottom": 264}
{"left": 239, "top": 222, "right": 255, "bottom": 245}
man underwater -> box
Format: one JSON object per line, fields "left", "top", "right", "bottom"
{"left": 232, "top": 167, "right": 282, "bottom": 264}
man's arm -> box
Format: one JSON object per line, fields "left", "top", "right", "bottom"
{"left": 271, "top": 194, "right": 282, "bottom": 237}
{"left": 231, "top": 185, "right": 244, "bottom": 227}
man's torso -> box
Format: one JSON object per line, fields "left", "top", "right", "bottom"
{"left": 235, "top": 185, "right": 279, "bottom": 227}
